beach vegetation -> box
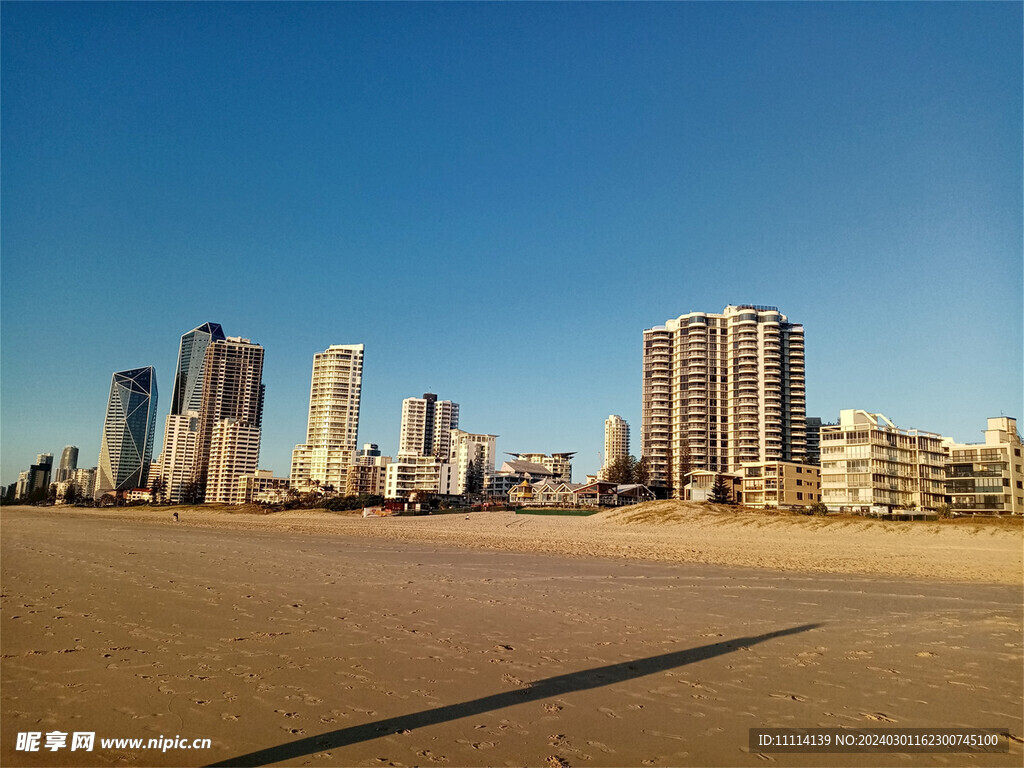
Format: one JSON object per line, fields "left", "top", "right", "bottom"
{"left": 605, "top": 454, "right": 652, "bottom": 485}
{"left": 710, "top": 474, "right": 733, "bottom": 504}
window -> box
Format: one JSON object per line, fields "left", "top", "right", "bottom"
{"left": 797, "top": 492, "right": 803, "bottom": 500}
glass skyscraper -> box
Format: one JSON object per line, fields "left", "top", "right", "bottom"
{"left": 95, "top": 367, "right": 158, "bottom": 499}
{"left": 170, "top": 322, "right": 225, "bottom": 416}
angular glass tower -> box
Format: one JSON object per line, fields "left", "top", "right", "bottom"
{"left": 95, "top": 367, "right": 158, "bottom": 498}
{"left": 170, "top": 322, "right": 225, "bottom": 416}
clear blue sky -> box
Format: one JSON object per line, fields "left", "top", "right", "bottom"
{"left": 2, "top": 2, "right": 1021, "bottom": 486}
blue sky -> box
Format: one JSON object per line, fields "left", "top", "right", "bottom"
{"left": 2, "top": 2, "right": 1021, "bottom": 486}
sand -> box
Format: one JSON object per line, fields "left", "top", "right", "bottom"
{"left": 1, "top": 504, "right": 1021, "bottom": 767}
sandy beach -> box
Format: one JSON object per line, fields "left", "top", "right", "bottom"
{"left": 2, "top": 504, "right": 1021, "bottom": 767}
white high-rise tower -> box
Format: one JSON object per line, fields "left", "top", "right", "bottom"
{"left": 291, "top": 344, "right": 364, "bottom": 492}
{"left": 602, "top": 415, "right": 630, "bottom": 478}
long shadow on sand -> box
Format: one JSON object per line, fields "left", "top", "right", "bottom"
{"left": 209, "top": 622, "right": 821, "bottom": 767}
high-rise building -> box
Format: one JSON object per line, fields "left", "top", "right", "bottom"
{"left": 602, "top": 415, "right": 630, "bottom": 478}
{"left": 95, "top": 367, "right": 158, "bottom": 499}
{"left": 154, "top": 410, "right": 202, "bottom": 503}
{"left": 805, "top": 417, "right": 827, "bottom": 465}
{"left": 56, "top": 446, "right": 79, "bottom": 482}
{"left": 399, "top": 393, "right": 459, "bottom": 458}
{"left": 642, "top": 305, "right": 806, "bottom": 494}
{"left": 195, "top": 337, "right": 265, "bottom": 501}
{"left": 170, "top": 322, "right": 225, "bottom": 415}
{"left": 27, "top": 453, "right": 54, "bottom": 497}
{"left": 156, "top": 322, "right": 226, "bottom": 503}
{"left": 290, "top": 344, "right": 364, "bottom": 493}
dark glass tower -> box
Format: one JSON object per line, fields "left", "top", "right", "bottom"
{"left": 95, "top": 367, "right": 158, "bottom": 498}
{"left": 170, "top": 322, "right": 225, "bottom": 416}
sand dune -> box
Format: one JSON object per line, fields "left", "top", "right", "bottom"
{"left": 11, "top": 500, "right": 1020, "bottom": 584}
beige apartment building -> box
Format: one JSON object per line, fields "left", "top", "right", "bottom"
{"left": 944, "top": 417, "right": 1022, "bottom": 515}
{"left": 291, "top": 344, "right": 364, "bottom": 493}
{"left": 195, "top": 337, "right": 265, "bottom": 503}
{"left": 741, "top": 460, "right": 821, "bottom": 508}
{"left": 642, "top": 305, "right": 807, "bottom": 495}
{"left": 345, "top": 444, "right": 391, "bottom": 497}
{"left": 820, "top": 410, "right": 946, "bottom": 512}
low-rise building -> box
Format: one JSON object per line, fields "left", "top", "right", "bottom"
{"left": 485, "top": 459, "right": 559, "bottom": 500}
{"left": 573, "top": 481, "right": 654, "bottom": 507}
{"left": 506, "top": 452, "right": 574, "bottom": 483}
{"left": 820, "top": 410, "right": 946, "bottom": 512}
{"left": 944, "top": 417, "right": 1022, "bottom": 515}
{"left": 236, "top": 470, "right": 291, "bottom": 504}
{"left": 741, "top": 460, "right": 821, "bottom": 508}
{"left": 385, "top": 454, "right": 455, "bottom": 499}
{"left": 345, "top": 444, "right": 391, "bottom": 497}
{"left": 682, "top": 470, "right": 743, "bottom": 502}
{"left": 509, "top": 480, "right": 581, "bottom": 507}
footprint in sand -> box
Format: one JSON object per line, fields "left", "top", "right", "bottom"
{"left": 863, "top": 712, "right": 897, "bottom": 722}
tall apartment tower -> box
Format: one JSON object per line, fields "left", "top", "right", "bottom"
{"left": 56, "top": 446, "right": 79, "bottom": 482}
{"left": 399, "top": 393, "right": 459, "bottom": 458}
{"left": 155, "top": 322, "right": 225, "bottom": 503}
{"left": 290, "top": 344, "right": 364, "bottom": 492}
{"left": 95, "top": 367, "right": 158, "bottom": 499}
{"left": 602, "top": 415, "right": 630, "bottom": 477}
{"left": 642, "top": 305, "right": 806, "bottom": 494}
{"left": 195, "top": 337, "right": 265, "bottom": 502}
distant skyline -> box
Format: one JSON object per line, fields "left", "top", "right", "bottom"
{"left": 2, "top": 3, "right": 1021, "bottom": 486}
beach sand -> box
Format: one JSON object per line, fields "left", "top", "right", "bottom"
{"left": 1, "top": 504, "right": 1021, "bottom": 767}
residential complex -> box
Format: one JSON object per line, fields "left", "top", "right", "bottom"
{"left": 194, "top": 337, "right": 265, "bottom": 501}
{"left": 384, "top": 453, "right": 454, "bottom": 499}
{"left": 642, "top": 305, "right": 806, "bottom": 495}
{"left": 944, "top": 417, "right": 1023, "bottom": 515}
{"left": 820, "top": 410, "right": 946, "bottom": 512}
{"left": 399, "top": 393, "right": 459, "bottom": 458}
{"left": 290, "top": 344, "right": 364, "bottom": 492}
{"left": 94, "top": 367, "right": 158, "bottom": 499}
{"left": 740, "top": 460, "right": 821, "bottom": 508}
{"left": 602, "top": 415, "right": 630, "bottom": 478}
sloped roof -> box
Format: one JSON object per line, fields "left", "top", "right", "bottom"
{"left": 500, "top": 460, "right": 555, "bottom": 476}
